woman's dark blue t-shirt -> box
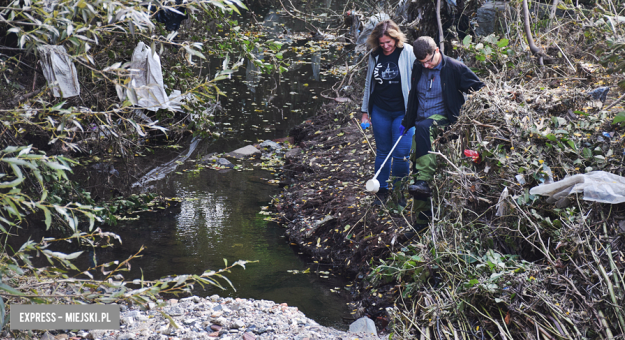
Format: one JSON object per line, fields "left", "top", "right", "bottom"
{"left": 372, "top": 47, "right": 404, "bottom": 112}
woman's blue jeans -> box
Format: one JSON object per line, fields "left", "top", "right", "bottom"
{"left": 370, "top": 105, "right": 415, "bottom": 190}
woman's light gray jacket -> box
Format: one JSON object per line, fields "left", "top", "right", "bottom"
{"left": 360, "top": 44, "right": 416, "bottom": 113}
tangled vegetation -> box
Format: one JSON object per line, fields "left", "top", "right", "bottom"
{"left": 375, "top": 2, "right": 625, "bottom": 339}
{"left": 0, "top": 0, "right": 271, "bottom": 333}
{"left": 271, "top": 0, "right": 625, "bottom": 338}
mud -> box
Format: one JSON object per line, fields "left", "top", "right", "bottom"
{"left": 274, "top": 101, "right": 417, "bottom": 328}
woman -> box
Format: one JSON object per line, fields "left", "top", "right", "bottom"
{"left": 360, "top": 20, "right": 415, "bottom": 205}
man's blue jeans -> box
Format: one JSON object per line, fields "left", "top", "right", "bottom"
{"left": 370, "top": 105, "right": 415, "bottom": 190}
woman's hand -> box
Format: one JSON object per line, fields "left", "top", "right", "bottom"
{"left": 361, "top": 113, "right": 371, "bottom": 130}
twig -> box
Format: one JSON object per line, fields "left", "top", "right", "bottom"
{"left": 604, "top": 91, "right": 625, "bottom": 111}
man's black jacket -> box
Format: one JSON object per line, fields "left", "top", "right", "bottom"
{"left": 401, "top": 54, "right": 484, "bottom": 128}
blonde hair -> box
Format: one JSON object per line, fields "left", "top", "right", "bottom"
{"left": 366, "top": 20, "right": 406, "bottom": 53}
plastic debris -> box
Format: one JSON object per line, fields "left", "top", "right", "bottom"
{"left": 539, "top": 164, "right": 554, "bottom": 184}
{"left": 495, "top": 187, "right": 509, "bottom": 216}
{"left": 464, "top": 149, "right": 481, "bottom": 163}
{"left": 587, "top": 86, "right": 610, "bottom": 102}
{"left": 355, "top": 13, "right": 390, "bottom": 45}
{"left": 530, "top": 171, "right": 625, "bottom": 204}
{"left": 515, "top": 174, "right": 526, "bottom": 185}
{"left": 37, "top": 45, "right": 80, "bottom": 98}
{"left": 602, "top": 132, "right": 612, "bottom": 138}
{"left": 122, "top": 42, "right": 186, "bottom": 111}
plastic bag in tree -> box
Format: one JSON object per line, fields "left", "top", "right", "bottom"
{"left": 37, "top": 45, "right": 80, "bottom": 98}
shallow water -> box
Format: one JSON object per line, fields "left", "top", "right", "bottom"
{"left": 92, "top": 3, "right": 355, "bottom": 329}
{"left": 105, "top": 159, "right": 351, "bottom": 329}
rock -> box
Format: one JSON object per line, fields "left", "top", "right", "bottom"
{"left": 121, "top": 317, "right": 135, "bottom": 325}
{"left": 349, "top": 316, "right": 378, "bottom": 336}
{"left": 86, "top": 330, "right": 105, "bottom": 339}
{"left": 209, "top": 294, "right": 220, "bottom": 302}
{"left": 242, "top": 332, "right": 256, "bottom": 340}
{"left": 208, "top": 332, "right": 219, "bottom": 337}
{"left": 475, "top": 2, "right": 509, "bottom": 36}
{"left": 260, "top": 140, "right": 281, "bottom": 152}
{"left": 210, "top": 324, "right": 222, "bottom": 331}
{"left": 41, "top": 332, "right": 54, "bottom": 340}
{"left": 284, "top": 148, "right": 302, "bottom": 161}
{"left": 213, "top": 316, "right": 228, "bottom": 326}
{"left": 180, "top": 296, "right": 201, "bottom": 304}
{"left": 228, "top": 145, "right": 261, "bottom": 159}
{"left": 213, "top": 304, "right": 223, "bottom": 311}
{"left": 137, "top": 315, "right": 149, "bottom": 322}
{"left": 116, "top": 333, "right": 134, "bottom": 340}
{"left": 126, "top": 311, "right": 141, "bottom": 318}
{"left": 183, "top": 318, "right": 197, "bottom": 325}
{"left": 54, "top": 334, "right": 69, "bottom": 340}
{"left": 165, "top": 307, "right": 183, "bottom": 316}
{"left": 232, "top": 319, "right": 245, "bottom": 329}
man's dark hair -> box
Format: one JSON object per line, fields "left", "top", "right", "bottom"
{"left": 412, "top": 36, "right": 438, "bottom": 60}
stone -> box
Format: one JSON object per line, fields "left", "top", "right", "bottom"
{"left": 242, "top": 332, "right": 256, "bottom": 340}
{"left": 474, "top": 1, "right": 509, "bottom": 36}
{"left": 208, "top": 332, "right": 219, "bottom": 337}
{"left": 213, "top": 304, "right": 223, "bottom": 311}
{"left": 54, "top": 334, "right": 69, "bottom": 340}
{"left": 137, "top": 315, "right": 149, "bottom": 322}
{"left": 86, "top": 330, "right": 105, "bottom": 339}
{"left": 209, "top": 294, "right": 220, "bottom": 302}
{"left": 183, "top": 318, "right": 197, "bottom": 325}
{"left": 121, "top": 317, "right": 135, "bottom": 325}
{"left": 116, "top": 333, "right": 134, "bottom": 340}
{"left": 349, "top": 316, "right": 377, "bottom": 336}
{"left": 232, "top": 319, "right": 245, "bottom": 329}
{"left": 228, "top": 145, "right": 261, "bottom": 159}
{"left": 213, "top": 316, "right": 228, "bottom": 326}
{"left": 210, "top": 325, "right": 222, "bottom": 331}
{"left": 41, "top": 333, "right": 54, "bottom": 340}
{"left": 260, "top": 140, "right": 281, "bottom": 151}
{"left": 126, "top": 311, "right": 141, "bottom": 318}
{"left": 284, "top": 148, "right": 302, "bottom": 161}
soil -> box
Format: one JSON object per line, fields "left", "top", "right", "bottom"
{"left": 273, "top": 100, "right": 417, "bottom": 329}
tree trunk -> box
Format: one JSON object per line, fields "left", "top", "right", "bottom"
{"left": 523, "top": 0, "right": 545, "bottom": 64}
{"left": 436, "top": 0, "right": 444, "bottom": 54}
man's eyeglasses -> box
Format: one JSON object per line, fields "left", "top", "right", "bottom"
{"left": 419, "top": 50, "right": 437, "bottom": 66}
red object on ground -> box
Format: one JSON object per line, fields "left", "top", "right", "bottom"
{"left": 464, "top": 149, "right": 481, "bottom": 163}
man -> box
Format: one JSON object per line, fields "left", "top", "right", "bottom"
{"left": 400, "top": 36, "right": 484, "bottom": 231}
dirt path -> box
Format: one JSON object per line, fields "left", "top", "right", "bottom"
{"left": 274, "top": 102, "right": 417, "bottom": 327}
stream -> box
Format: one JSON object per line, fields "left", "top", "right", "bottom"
{"left": 89, "top": 1, "right": 355, "bottom": 330}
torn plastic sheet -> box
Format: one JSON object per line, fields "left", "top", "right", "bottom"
{"left": 124, "top": 41, "right": 186, "bottom": 111}
{"left": 356, "top": 13, "right": 390, "bottom": 45}
{"left": 37, "top": 45, "right": 80, "bottom": 98}
{"left": 529, "top": 171, "right": 625, "bottom": 204}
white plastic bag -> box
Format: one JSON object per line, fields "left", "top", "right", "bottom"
{"left": 529, "top": 171, "right": 625, "bottom": 204}
{"left": 38, "top": 45, "right": 80, "bottom": 98}
{"left": 126, "top": 42, "right": 185, "bottom": 111}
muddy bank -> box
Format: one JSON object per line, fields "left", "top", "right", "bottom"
{"left": 273, "top": 100, "right": 415, "bottom": 328}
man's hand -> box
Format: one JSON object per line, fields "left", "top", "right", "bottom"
{"left": 361, "top": 113, "right": 371, "bottom": 130}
